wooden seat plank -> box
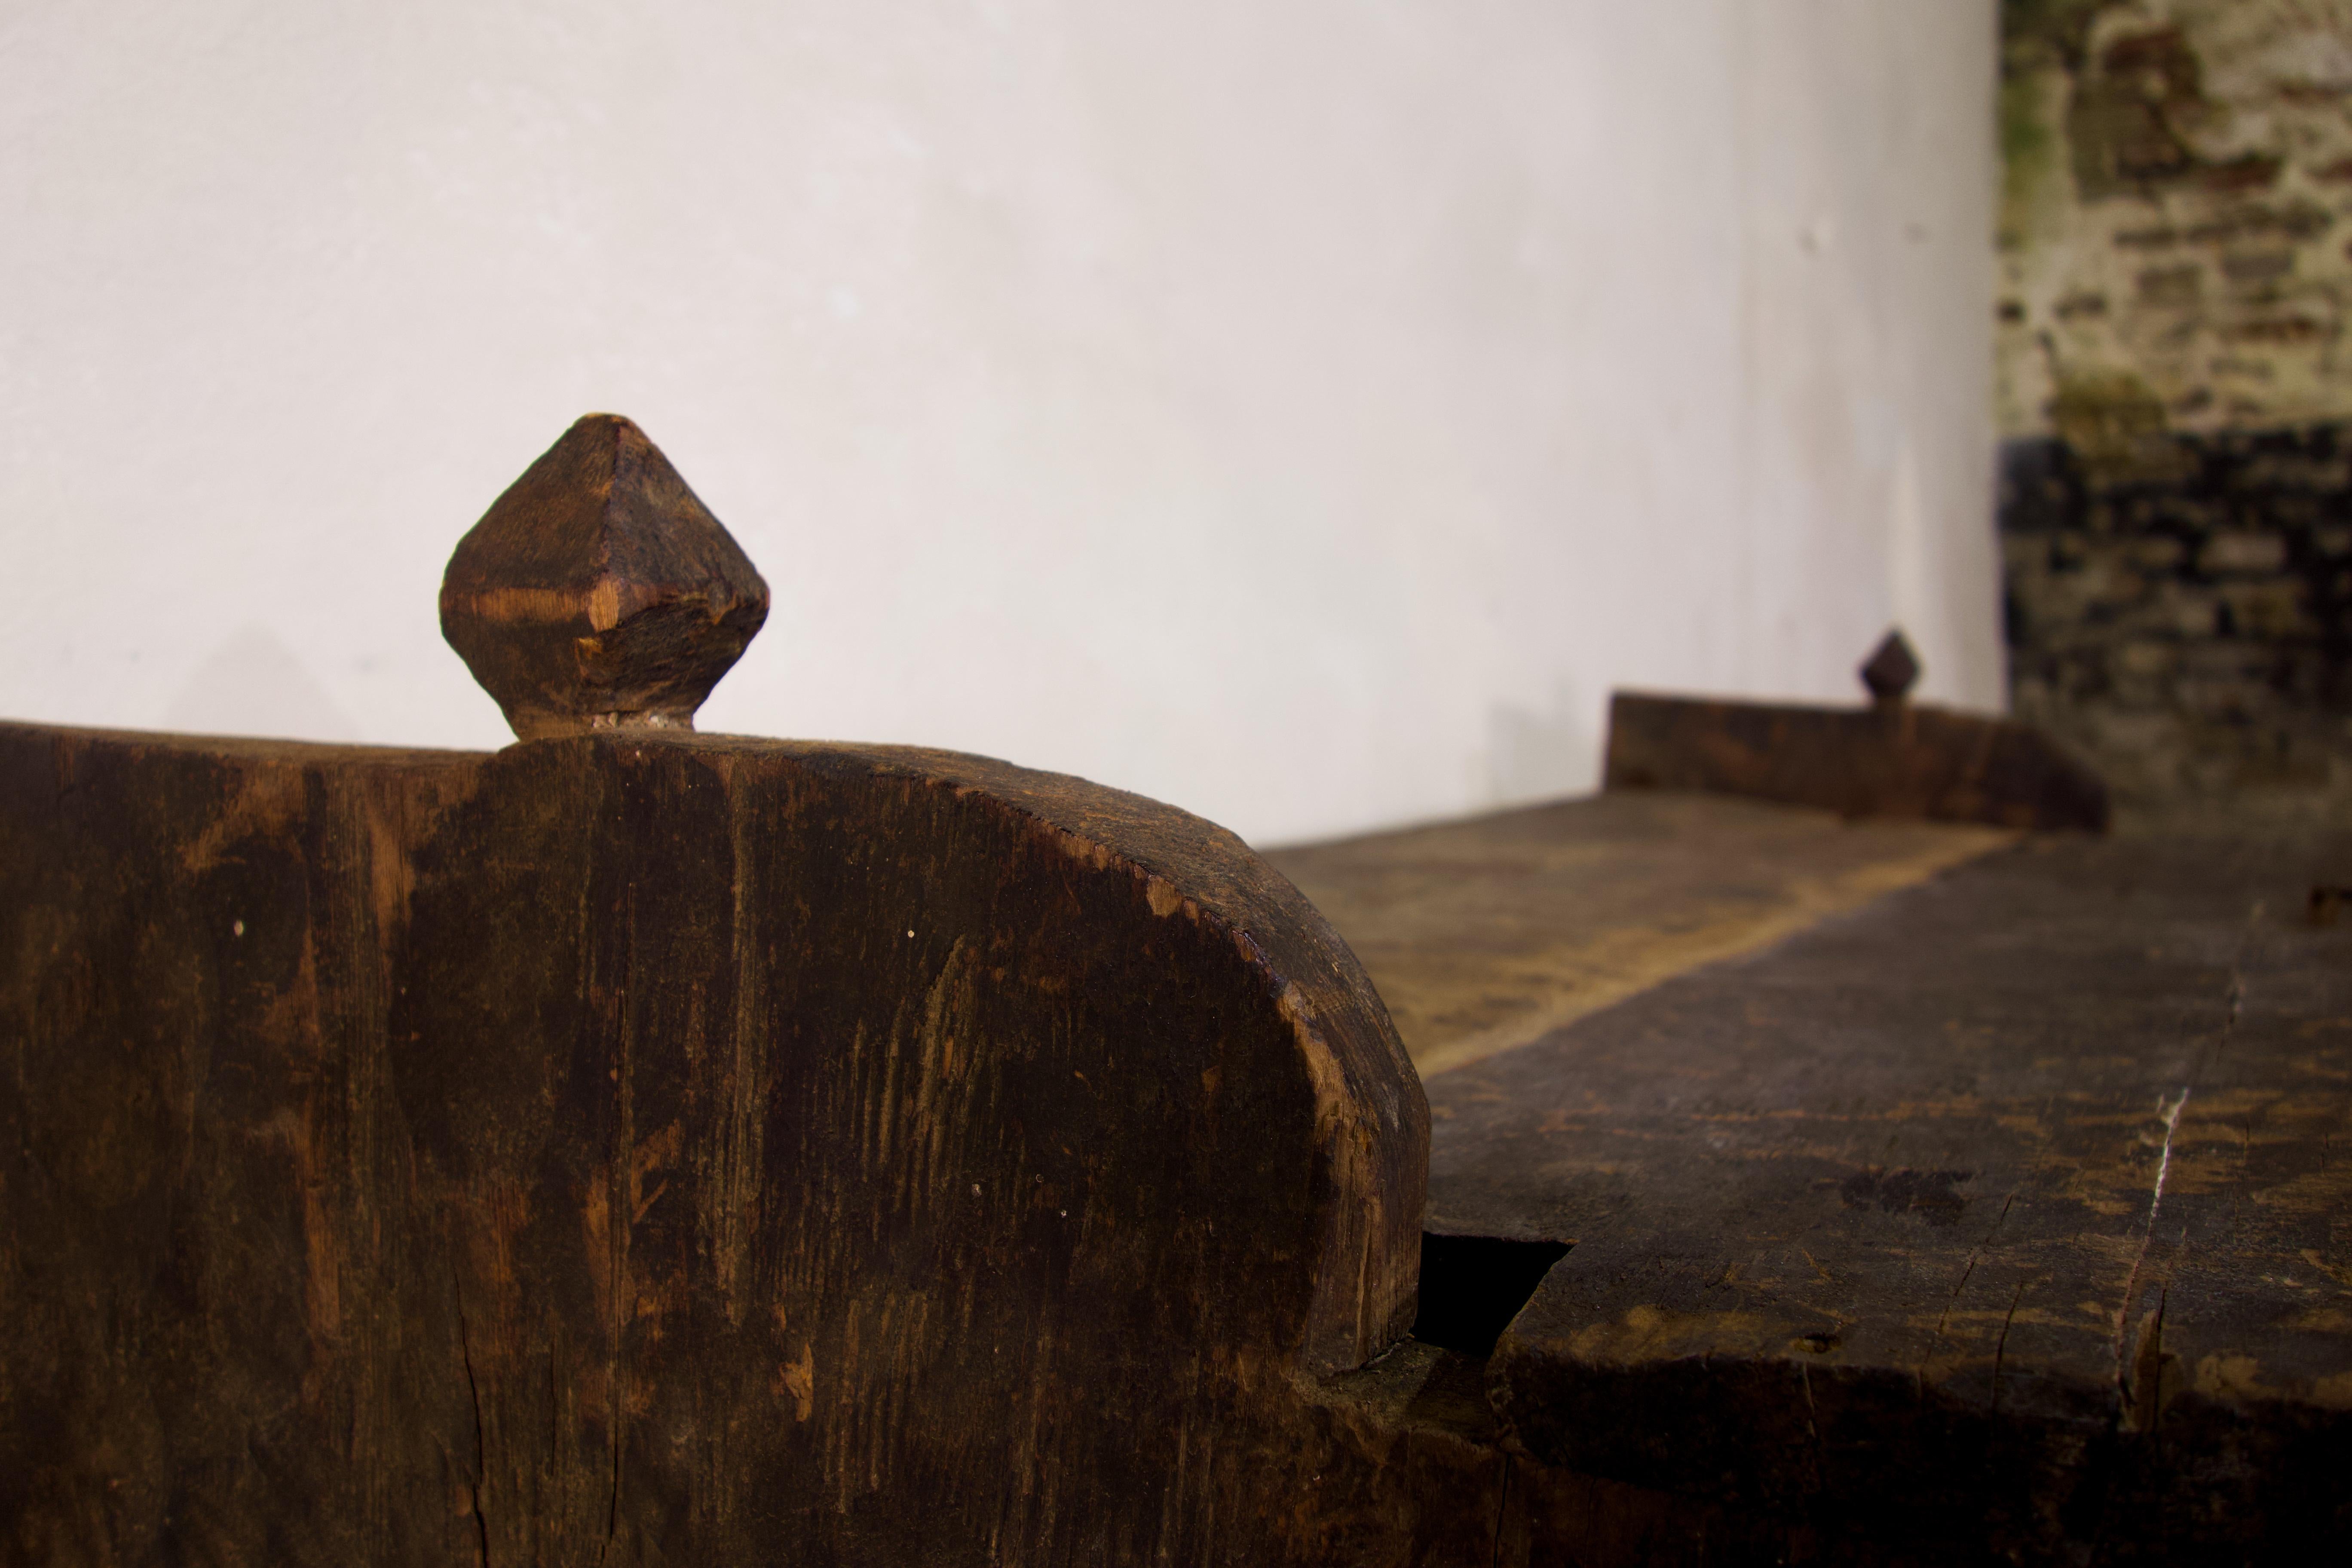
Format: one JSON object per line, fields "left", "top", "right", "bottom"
{"left": 1266, "top": 791, "right": 2012, "bottom": 1078}
{"left": 1402, "top": 821, "right": 2352, "bottom": 1557}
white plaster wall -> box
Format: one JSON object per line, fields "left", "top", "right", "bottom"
{"left": 0, "top": 0, "right": 1998, "bottom": 845}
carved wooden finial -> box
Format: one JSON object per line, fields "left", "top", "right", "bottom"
{"left": 441, "top": 414, "right": 770, "bottom": 741}
{"left": 1859, "top": 628, "right": 1920, "bottom": 708}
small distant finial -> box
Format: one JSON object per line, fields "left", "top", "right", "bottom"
{"left": 1859, "top": 628, "right": 1920, "bottom": 708}
{"left": 441, "top": 415, "right": 770, "bottom": 741}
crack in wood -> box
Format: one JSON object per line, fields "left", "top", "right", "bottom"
{"left": 453, "top": 1259, "right": 491, "bottom": 1568}
{"left": 2110, "top": 907, "right": 2258, "bottom": 1403}
{"left": 2112, "top": 1087, "right": 2190, "bottom": 1395}
{"left": 1991, "top": 1279, "right": 2027, "bottom": 1414}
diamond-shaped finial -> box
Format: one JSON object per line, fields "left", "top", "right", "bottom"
{"left": 1859, "top": 628, "right": 1920, "bottom": 707}
{"left": 440, "top": 415, "right": 770, "bottom": 741}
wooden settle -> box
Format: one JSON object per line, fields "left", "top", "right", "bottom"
{"left": 4, "top": 415, "right": 2348, "bottom": 1564}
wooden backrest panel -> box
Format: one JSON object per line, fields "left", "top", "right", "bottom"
{"left": 0, "top": 721, "right": 1427, "bottom": 1565}
{"left": 1603, "top": 691, "right": 2111, "bottom": 831}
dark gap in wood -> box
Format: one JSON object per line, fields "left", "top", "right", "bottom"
{"left": 1412, "top": 1233, "right": 1570, "bottom": 1357}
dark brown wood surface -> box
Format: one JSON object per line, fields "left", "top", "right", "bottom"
{"left": 0, "top": 721, "right": 1441, "bottom": 1565}
{"left": 9, "top": 712, "right": 2346, "bottom": 1562}
{"left": 1414, "top": 818, "right": 2352, "bottom": 1562}
{"left": 440, "top": 415, "right": 770, "bottom": 740}
{"left": 1603, "top": 691, "right": 2111, "bottom": 832}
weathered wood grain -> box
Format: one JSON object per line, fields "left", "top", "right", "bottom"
{"left": 12, "top": 706, "right": 2345, "bottom": 1563}
{"left": 1422, "top": 824, "right": 2352, "bottom": 1561}
{"left": 0, "top": 727, "right": 484, "bottom": 1565}
{"left": 0, "top": 721, "right": 1438, "bottom": 1565}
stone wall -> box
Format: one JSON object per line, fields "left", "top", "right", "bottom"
{"left": 2003, "top": 423, "right": 2352, "bottom": 805}
{"left": 1997, "top": 0, "right": 2352, "bottom": 808}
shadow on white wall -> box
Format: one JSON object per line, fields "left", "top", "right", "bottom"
{"left": 162, "top": 625, "right": 361, "bottom": 744}
{"left": 1484, "top": 680, "right": 1593, "bottom": 813}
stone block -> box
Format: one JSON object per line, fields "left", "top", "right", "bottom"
{"left": 1997, "top": 425, "right": 2352, "bottom": 812}
{"left": 2215, "top": 580, "right": 2315, "bottom": 640}
{"left": 2200, "top": 530, "right": 2289, "bottom": 574}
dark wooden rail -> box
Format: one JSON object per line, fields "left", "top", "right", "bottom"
{"left": 1603, "top": 631, "right": 2112, "bottom": 832}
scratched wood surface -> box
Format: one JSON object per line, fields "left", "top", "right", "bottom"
{"left": 0, "top": 721, "right": 1450, "bottom": 1566}
{"left": 1391, "top": 816, "right": 2352, "bottom": 1562}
